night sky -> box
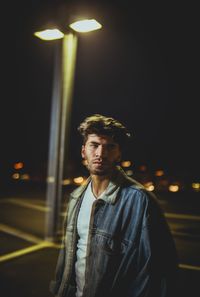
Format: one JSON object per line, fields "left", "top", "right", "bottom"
{"left": 1, "top": 0, "right": 199, "bottom": 181}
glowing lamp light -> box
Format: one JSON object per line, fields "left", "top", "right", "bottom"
{"left": 121, "top": 161, "right": 131, "bottom": 168}
{"left": 34, "top": 29, "right": 64, "bottom": 40}
{"left": 74, "top": 176, "right": 84, "bottom": 184}
{"left": 155, "top": 170, "right": 164, "bottom": 177}
{"left": 144, "top": 182, "right": 155, "bottom": 192}
{"left": 62, "top": 179, "right": 71, "bottom": 185}
{"left": 21, "top": 174, "right": 30, "bottom": 180}
{"left": 12, "top": 173, "right": 20, "bottom": 180}
{"left": 169, "top": 185, "right": 179, "bottom": 192}
{"left": 192, "top": 183, "right": 200, "bottom": 191}
{"left": 125, "top": 170, "right": 133, "bottom": 176}
{"left": 148, "top": 185, "right": 155, "bottom": 191}
{"left": 14, "top": 162, "right": 24, "bottom": 170}
{"left": 139, "top": 165, "right": 147, "bottom": 172}
{"left": 69, "top": 19, "right": 102, "bottom": 33}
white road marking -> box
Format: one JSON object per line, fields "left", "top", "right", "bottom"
{"left": 1, "top": 198, "right": 200, "bottom": 267}
{"left": 0, "top": 223, "right": 199, "bottom": 270}
{"left": 1, "top": 198, "right": 200, "bottom": 222}
{"left": 0, "top": 223, "right": 43, "bottom": 243}
{"left": 0, "top": 242, "right": 59, "bottom": 263}
{"left": 0, "top": 198, "right": 49, "bottom": 212}
{"left": 179, "top": 263, "right": 200, "bottom": 271}
{"left": 165, "top": 212, "right": 200, "bottom": 221}
{"left": 171, "top": 230, "right": 200, "bottom": 239}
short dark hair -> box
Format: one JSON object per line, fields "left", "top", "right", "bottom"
{"left": 78, "top": 114, "right": 132, "bottom": 148}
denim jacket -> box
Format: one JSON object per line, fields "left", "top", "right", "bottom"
{"left": 50, "top": 167, "right": 178, "bottom": 297}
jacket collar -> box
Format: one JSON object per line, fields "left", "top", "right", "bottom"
{"left": 70, "top": 166, "right": 143, "bottom": 204}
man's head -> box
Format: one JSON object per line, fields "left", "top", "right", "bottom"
{"left": 78, "top": 114, "right": 131, "bottom": 176}
{"left": 78, "top": 114, "right": 131, "bottom": 147}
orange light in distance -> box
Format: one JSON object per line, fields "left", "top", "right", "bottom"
{"left": 155, "top": 170, "right": 164, "bottom": 177}
{"left": 14, "top": 162, "right": 24, "bottom": 170}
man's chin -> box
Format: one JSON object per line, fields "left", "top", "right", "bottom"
{"left": 89, "top": 166, "right": 115, "bottom": 176}
{"left": 87, "top": 164, "right": 116, "bottom": 176}
{"left": 91, "top": 169, "right": 108, "bottom": 176}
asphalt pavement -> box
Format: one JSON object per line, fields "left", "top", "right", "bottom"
{"left": 0, "top": 242, "right": 200, "bottom": 297}
{"left": 0, "top": 246, "right": 59, "bottom": 297}
{"left": 0, "top": 184, "right": 200, "bottom": 297}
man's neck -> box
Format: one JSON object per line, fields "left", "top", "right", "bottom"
{"left": 91, "top": 174, "right": 110, "bottom": 198}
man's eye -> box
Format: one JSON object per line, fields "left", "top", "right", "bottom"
{"left": 107, "top": 144, "right": 116, "bottom": 150}
{"left": 90, "top": 143, "right": 98, "bottom": 148}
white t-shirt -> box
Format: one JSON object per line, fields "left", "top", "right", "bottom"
{"left": 75, "top": 182, "right": 106, "bottom": 297}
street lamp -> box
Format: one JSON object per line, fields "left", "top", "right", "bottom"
{"left": 34, "top": 18, "right": 102, "bottom": 242}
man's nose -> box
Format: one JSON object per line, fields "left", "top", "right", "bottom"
{"left": 96, "top": 145, "right": 107, "bottom": 158}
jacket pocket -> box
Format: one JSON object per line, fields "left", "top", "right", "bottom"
{"left": 94, "top": 233, "right": 128, "bottom": 255}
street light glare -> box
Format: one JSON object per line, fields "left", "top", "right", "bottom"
{"left": 34, "top": 29, "right": 64, "bottom": 40}
{"left": 69, "top": 19, "right": 102, "bottom": 33}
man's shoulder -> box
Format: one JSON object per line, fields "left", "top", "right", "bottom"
{"left": 121, "top": 175, "right": 145, "bottom": 195}
{"left": 70, "top": 184, "right": 86, "bottom": 199}
{"left": 69, "top": 178, "right": 91, "bottom": 199}
{"left": 121, "top": 177, "right": 159, "bottom": 206}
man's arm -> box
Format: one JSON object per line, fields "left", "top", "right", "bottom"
{"left": 49, "top": 240, "right": 66, "bottom": 295}
{"left": 127, "top": 194, "right": 178, "bottom": 297}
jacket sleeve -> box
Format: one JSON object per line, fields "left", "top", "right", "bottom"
{"left": 49, "top": 199, "right": 69, "bottom": 295}
{"left": 127, "top": 194, "right": 179, "bottom": 297}
{"left": 49, "top": 239, "right": 66, "bottom": 295}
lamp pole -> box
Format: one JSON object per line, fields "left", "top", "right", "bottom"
{"left": 45, "top": 33, "right": 78, "bottom": 242}
{"left": 34, "top": 19, "right": 102, "bottom": 242}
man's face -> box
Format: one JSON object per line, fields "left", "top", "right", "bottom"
{"left": 81, "top": 134, "right": 121, "bottom": 176}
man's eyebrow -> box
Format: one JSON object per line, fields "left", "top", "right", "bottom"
{"left": 89, "top": 141, "right": 117, "bottom": 146}
{"left": 89, "top": 141, "right": 100, "bottom": 145}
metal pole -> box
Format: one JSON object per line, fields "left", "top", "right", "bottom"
{"left": 45, "top": 33, "right": 78, "bottom": 242}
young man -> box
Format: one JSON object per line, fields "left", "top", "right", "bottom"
{"left": 50, "top": 114, "right": 178, "bottom": 297}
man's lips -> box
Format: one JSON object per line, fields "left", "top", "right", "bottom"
{"left": 93, "top": 160, "right": 106, "bottom": 166}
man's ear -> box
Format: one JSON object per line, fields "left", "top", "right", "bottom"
{"left": 81, "top": 145, "right": 85, "bottom": 159}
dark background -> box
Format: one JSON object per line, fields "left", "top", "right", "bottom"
{"left": 1, "top": 0, "right": 199, "bottom": 183}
